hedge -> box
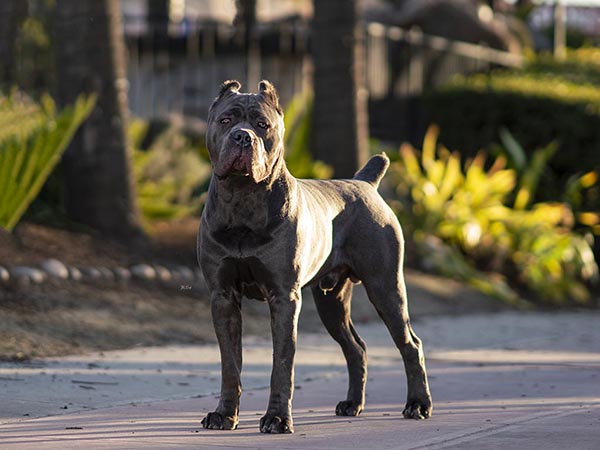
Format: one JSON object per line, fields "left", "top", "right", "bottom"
{"left": 424, "top": 51, "right": 600, "bottom": 183}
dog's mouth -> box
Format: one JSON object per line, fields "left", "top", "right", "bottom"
{"left": 216, "top": 170, "right": 249, "bottom": 180}
{"left": 215, "top": 147, "right": 253, "bottom": 179}
{"left": 213, "top": 137, "right": 271, "bottom": 184}
{"left": 230, "top": 156, "right": 250, "bottom": 175}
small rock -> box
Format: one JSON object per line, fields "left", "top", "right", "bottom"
{"left": 80, "top": 267, "right": 102, "bottom": 281}
{"left": 97, "top": 267, "right": 115, "bottom": 281}
{"left": 130, "top": 264, "right": 156, "bottom": 281}
{"left": 10, "top": 273, "right": 30, "bottom": 289}
{"left": 175, "top": 266, "right": 195, "bottom": 281}
{"left": 68, "top": 266, "right": 82, "bottom": 281}
{"left": 9, "top": 266, "right": 47, "bottom": 284}
{"left": 154, "top": 265, "right": 172, "bottom": 282}
{"left": 40, "top": 259, "right": 69, "bottom": 279}
{"left": 30, "top": 269, "right": 47, "bottom": 284}
{"left": 0, "top": 266, "right": 9, "bottom": 284}
{"left": 112, "top": 267, "right": 131, "bottom": 281}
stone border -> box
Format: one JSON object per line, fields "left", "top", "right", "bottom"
{"left": 0, "top": 259, "right": 206, "bottom": 292}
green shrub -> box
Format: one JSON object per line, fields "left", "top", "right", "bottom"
{"left": 526, "top": 49, "right": 600, "bottom": 85}
{"left": 389, "top": 126, "right": 598, "bottom": 305}
{"left": 424, "top": 50, "right": 600, "bottom": 205}
{"left": 493, "top": 127, "right": 600, "bottom": 237}
{"left": 425, "top": 76, "right": 600, "bottom": 178}
{"left": 130, "top": 119, "right": 211, "bottom": 222}
{"left": 0, "top": 92, "right": 96, "bottom": 231}
{"left": 283, "top": 91, "right": 332, "bottom": 179}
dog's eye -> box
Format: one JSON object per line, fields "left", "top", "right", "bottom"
{"left": 257, "top": 121, "right": 269, "bottom": 129}
{"left": 219, "top": 118, "right": 231, "bottom": 125}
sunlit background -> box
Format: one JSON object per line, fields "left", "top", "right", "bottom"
{"left": 0, "top": 0, "right": 599, "bottom": 360}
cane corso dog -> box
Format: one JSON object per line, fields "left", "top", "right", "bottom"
{"left": 197, "top": 80, "right": 432, "bottom": 434}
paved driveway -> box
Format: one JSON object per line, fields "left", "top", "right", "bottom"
{"left": 1, "top": 311, "right": 599, "bottom": 449}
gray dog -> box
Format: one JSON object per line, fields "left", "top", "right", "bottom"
{"left": 197, "top": 80, "right": 432, "bottom": 434}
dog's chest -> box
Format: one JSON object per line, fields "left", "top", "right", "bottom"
{"left": 217, "top": 256, "right": 273, "bottom": 300}
{"left": 213, "top": 224, "right": 273, "bottom": 254}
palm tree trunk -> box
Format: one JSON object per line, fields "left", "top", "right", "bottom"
{"left": 311, "top": 0, "right": 369, "bottom": 178}
{"left": 54, "top": 0, "right": 142, "bottom": 238}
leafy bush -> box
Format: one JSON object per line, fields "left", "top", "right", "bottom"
{"left": 130, "top": 119, "right": 211, "bottom": 221}
{"left": 283, "top": 91, "right": 332, "bottom": 179}
{"left": 389, "top": 126, "right": 598, "bottom": 304}
{"left": 425, "top": 75, "right": 600, "bottom": 178}
{"left": 0, "top": 92, "right": 96, "bottom": 231}
{"left": 424, "top": 50, "right": 600, "bottom": 204}
{"left": 493, "top": 127, "right": 600, "bottom": 236}
{"left": 526, "top": 48, "right": 600, "bottom": 85}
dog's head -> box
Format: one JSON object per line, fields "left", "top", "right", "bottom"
{"left": 206, "top": 80, "right": 285, "bottom": 184}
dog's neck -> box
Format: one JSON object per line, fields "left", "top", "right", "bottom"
{"left": 206, "top": 153, "right": 297, "bottom": 230}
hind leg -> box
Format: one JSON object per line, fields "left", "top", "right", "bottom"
{"left": 350, "top": 216, "right": 433, "bottom": 419}
{"left": 363, "top": 276, "right": 432, "bottom": 419}
{"left": 311, "top": 279, "right": 367, "bottom": 416}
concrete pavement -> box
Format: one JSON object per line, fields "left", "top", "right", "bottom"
{"left": 1, "top": 311, "right": 599, "bottom": 449}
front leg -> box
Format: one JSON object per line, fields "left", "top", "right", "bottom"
{"left": 202, "top": 290, "right": 242, "bottom": 430}
{"left": 260, "top": 291, "right": 301, "bottom": 434}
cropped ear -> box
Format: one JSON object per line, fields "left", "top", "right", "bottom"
{"left": 259, "top": 80, "right": 282, "bottom": 114}
{"left": 218, "top": 80, "right": 241, "bottom": 97}
{"left": 209, "top": 80, "right": 241, "bottom": 113}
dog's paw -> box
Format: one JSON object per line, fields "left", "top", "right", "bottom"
{"left": 201, "top": 411, "right": 238, "bottom": 430}
{"left": 259, "top": 414, "right": 294, "bottom": 434}
{"left": 402, "top": 399, "right": 432, "bottom": 420}
{"left": 335, "top": 400, "right": 363, "bottom": 416}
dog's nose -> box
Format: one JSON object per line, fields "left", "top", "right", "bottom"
{"left": 232, "top": 130, "right": 253, "bottom": 148}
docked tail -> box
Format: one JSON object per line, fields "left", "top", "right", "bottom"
{"left": 353, "top": 153, "right": 390, "bottom": 188}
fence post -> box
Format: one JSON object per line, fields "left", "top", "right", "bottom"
{"left": 554, "top": 1, "right": 566, "bottom": 60}
{"left": 408, "top": 27, "right": 423, "bottom": 95}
